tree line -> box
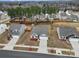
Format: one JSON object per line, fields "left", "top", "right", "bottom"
{"left": 4, "top": 6, "right": 59, "bottom": 18}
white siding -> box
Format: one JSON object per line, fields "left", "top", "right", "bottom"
{"left": 0, "top": 24, "right": 7, "bottom": 35}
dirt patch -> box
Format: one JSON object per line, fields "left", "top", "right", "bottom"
{"left": 16, "top": 31, "right": 39, "bottom": 46}
{"left": 0, "top": 31, "right": 9, "bottom": 44}
{"left": 48, "top": 26, "right": 72, "bottom": 49}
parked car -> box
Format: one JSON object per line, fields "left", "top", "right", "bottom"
{"left": 30, "top": 33, "right": 38, "bottom": 41}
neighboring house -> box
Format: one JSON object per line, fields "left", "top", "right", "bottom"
{"left": 31, "top": 25, "right": 49, "bottom": 40}
{"left": 32, "top": 14, "right": 40, "bottom": 21}
{"left": 32, "top": 14, "right": 54, "bottom": 21}
{"left": 0, "top": 11, "right": 10, "bottom": 20}
{"left": 66, "top": 10, "right": 72, "bottom": 16}
{"left": 39, "top": 14, "right": 46, "bottom": 21}
{"left": 57, "top": 27, "right": 79, "bottom": 40}
{"left": 0, "top": 11, "right": 10, "bottom": 23}
{"left": 45, "top": 13, "right": 54, "bottom": 21}
{"left": 66, "top": 10, "right": 79, "bottom": 21}
{"left": 9, "top": 24, "right": 26, "bottom": 38}
{"left": 68, "top": 14, "right": 79, "bottom": 21}
{"left": 0, "top": 24, "right": 8, "bottom": 35}
{"left": 49, "top": 14, "right": 55, "bottom": 21}
{"left": 56, "top": 10, "right": 79, "bottom": 21}
{"left": 56, "top": 10, "right": 69, "bottom": 20}
{"left": 45, "top": 13, "right": 50, "bottom": 20}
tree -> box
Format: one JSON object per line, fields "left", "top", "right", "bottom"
{"left": 6, "top": 6, "right": 59, "bottom": 18}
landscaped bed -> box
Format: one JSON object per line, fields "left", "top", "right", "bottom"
{"left": 48, "top": 49, "right": 56, "bottom": 54}
{"left": 14, "top": 47, "right": 38, "bottom": 52}
{"left": 62, "top": 51, "right": 75, "bottom": 56}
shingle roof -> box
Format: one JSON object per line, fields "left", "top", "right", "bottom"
{"left": 60, "top": 27, "right": 76, "bottom": 36}
{"left": 32, "top": 25, "right": 49, "bottom": 36}
{"left": 10, "top": 24, "right": 25, "bottom": 36}
{"left": 57, "top": 27, "right": 79, "bottom": 39}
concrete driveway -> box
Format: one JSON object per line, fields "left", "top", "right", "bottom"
{"left": 69, "top": 38, "right": 79, "bottom": 57}
{"left": 3, "top": 36, "right": 19, "bottom": 50}
{"left": 37, "top": 36, "right": 48, "bottom": 53}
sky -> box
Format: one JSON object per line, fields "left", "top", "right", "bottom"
{"left": 0, "top": 0, "right": 73, "bottom": 1}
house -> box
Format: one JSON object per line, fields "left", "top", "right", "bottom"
{"left": 9, "top": 24, "right": 26, "bottom": 38}
{"left": 32, "top": 14, "right": 54, "bottom": 22}
{"left": 56, "top": 10, "right": 79, "bottom": 21}
{"left": 66, "top": 10, "right": 72, "bottom": 16}
{"left": 0, "top": 11, "right": 10, "bottom": 20}
{"left": 68, "top": 14, "right": 78, "bottom": 21}
{"left": 44, "top": 13, "right": 50, "bottom": 20}
{"left": 0, "top": 11, "right": 10, "bottom": 23}
{"left": 49, "top": 14, "right": 55, "bottom": 21}
{"left": 56, "top": 10, "right": 69, "bottom": 20}
{"left": 0, "top": 24, "right": 8, "bottom": 35}
{"left": 57, "top": 27, "right": 79, "bottom": 40}
{"left": 31, "top": 25, "right": 49, "bottom": 40}
{"left": 32, "top": 14, "right": 40, "bottom": 21}
{"left": 39, "top": 14, "right": 46, "bottom": 21}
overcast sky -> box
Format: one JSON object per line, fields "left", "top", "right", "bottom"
{"left": 0, "top": 0, "right": 74, "bottom": 1}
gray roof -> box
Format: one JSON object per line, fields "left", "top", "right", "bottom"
{"left": 58, "top": 27, "right": 78, "bottom": 38}
{"left": 32, "top": 25, "right": 49, "bottom": 36}
{"left": 10, "top": 24, "right": 25, "bottom": 36}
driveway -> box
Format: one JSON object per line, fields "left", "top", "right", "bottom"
{"left": 69, "top": 38, "right": 79, "bottom": 57}
{"left": 3, "top": 36, "right": 19, "bottom": 50}
{"left": 37, "top": 36, "right": 48, "bottom": 53}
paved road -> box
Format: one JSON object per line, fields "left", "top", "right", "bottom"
{"left": 0, "top": 50, "right": 75, "bottom": 58}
